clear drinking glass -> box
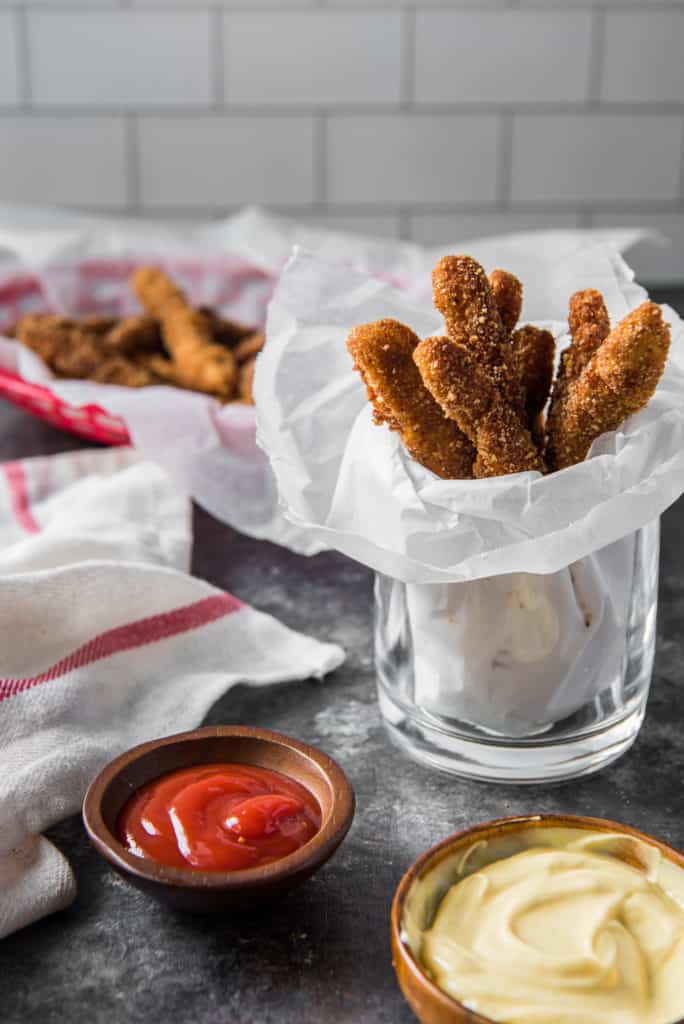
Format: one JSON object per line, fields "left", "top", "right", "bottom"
{"left": 374, "top": 521, "right": 659, "bottom": 784}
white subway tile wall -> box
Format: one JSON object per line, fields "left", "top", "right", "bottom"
{"left": 138, "top": 116, "right": 316, "bottom": 206}
{"left": 0, "top": 117, "right": 128, "bottom": 207}
{"left": 511, "top": 114, "right": 684, "bottom": 203}
{"left": 414, "top": 12, "right": 594, "bottom": 105}
{"left": 28, "top": 13, "right": 213, "bottom": 108}
{"left": 327, "top": 115, "right": 500, "bottom": 204}
{"left": 0, "top": 12, "right": 19, "bottom": 106}
{"left": 224, "top": 12, "right": 402, "bottom": 106}
{"left": 1, "top": 2, "right": 684, "bottom": 280}
{"left": 601, "top": 12, "right": 684, "bottom": 103}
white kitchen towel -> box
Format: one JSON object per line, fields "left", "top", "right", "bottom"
{"left": 0, "top": 447, "right": 344, "bottom": 938}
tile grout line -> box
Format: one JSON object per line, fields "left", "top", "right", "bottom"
{"left": 211, "top": 6, "right": 225, "bottom": 108}
{"left": 14, "top": 6, "right": 32, "bottom": 109}
{"left": 9, "top": 103, "right": 684, "bottom": 118}
{"left": 678, "top": 117, "right": 684, "bottom": 203}
{"left": 399, "top": 7, "right": 415, "bottom": 110}
{"left": 11, "top": 2, "right": 684, "bottom": 10}
{"left": 587, "top": 6, "right": 606, "bottom": 107}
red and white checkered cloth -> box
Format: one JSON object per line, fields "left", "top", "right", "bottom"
{"left": 0, "top": 448, "right": 344, "bottom": 938}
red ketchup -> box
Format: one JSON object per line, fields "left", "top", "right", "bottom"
{"left": 117, "top": 763, "right": 321, "bottom": 872}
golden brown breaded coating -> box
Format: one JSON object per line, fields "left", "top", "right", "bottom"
{"left": 15, "top": 315, "right": 102, "bottom": 377}
{"left": 546, "top": 289, "right": 611, "bottom": 461}
{"left": 568, "top": 289, "right": 611, "bottom": 350}
{"left": 15, "top": 313, "right": 164, "bottom": 385}
{"left": 348, "top": 319, "right": 474, "bottom": 479}
{"left": 233, "top": 331, "right": 265, "bottom": 364}
{"left": 106, "top": 316, "right": 162, "bottom": 355}
{"left": 563, "top": 289, "right": 611, "bottom": 385}
{"left": 131, "top": 266, "right": 185, "bottom": 317}
{"left": 132, "top": 266, "right": 237, "bottom": 399}
{"left": 489, "top": 269, "right": 523, "bottom": 338}
{"left": 432, "top": 255, "right": 523, "bottom": 414}
{"left": 512, "top": 325, "right": 556, "bottom": 425}
{"left": 135, "top": 353, "right": 179, "bottom": 385}
{"left": 90, "top": 356, "right": 158, "bottom": 388}
{"left": 414, "top": 335, "right": 545, "bottom": 478}
{"left": 238, "top": 358, "right": 256, "bottom": 405}
{"left": 546, "top": 302, "right": 670, "bottom": 470}
{"left": 81, "top": 315, "right": 119, "bottom": 335}
{"left": 197, "top": 307, "right": 254, "bottom": 348}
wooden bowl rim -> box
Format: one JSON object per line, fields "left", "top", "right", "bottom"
{"left": 391, "top": 813, "right": 684, "bottom": 1024}
{"left": 83, "top": 725, "right": 355, "bottom": 891}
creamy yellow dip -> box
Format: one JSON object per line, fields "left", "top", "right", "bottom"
{"left": 421, "top": 845, "right": 684, "bottom": 1024}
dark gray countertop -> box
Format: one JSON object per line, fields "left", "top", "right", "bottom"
{"left": 2, "top": 288, "right": 684, "bottom": 1023}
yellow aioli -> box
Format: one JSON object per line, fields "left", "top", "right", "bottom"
{"left": 421, "top": 846, "right": 684, "bottom": 1024}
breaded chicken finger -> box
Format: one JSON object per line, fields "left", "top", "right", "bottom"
{"left": 233, "top": 331, "right": 265, "bottom": 364}
{"left": 347, "top": 319, "right": 474, "bottom": 479}
{"left": 546, "top": 289, "right": 610, "bottom": 447}
{"left": 547, "top": 302, "right": 670, "bottom": 470}
{"left": 490, "top": 269, "right": 523, "bottom": 338}
{"left": 132, "top": 266, "right": 237, "bottom": 399}
{"left": 197, "top": 307, "right": 254, "bottom": 348}
{"left": 238, "top": 358, "right": 256, "bottom": 404}
{"left": 106, "top": 316, "right": 161, "bottom": 355}
{"left": 432, "top": 256, "right": 523, "bottom": 414}
{"left": 512, "top": 324, "right": 556, "bottom": 442}
{"left": 414, "top": 336, "right": 545, "bottom": 478}
{"left": 15, "top": 315, "right": 103, "bottom": 378}
{"left": 567, "top": 288, "right": 611, "bottom": 380}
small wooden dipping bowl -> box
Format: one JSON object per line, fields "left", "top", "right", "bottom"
{"left": 83, "top": 725, "right": 355, "bottom": 912}
{"left": 391, "top": 814, "right": 684, "bottom": 1024}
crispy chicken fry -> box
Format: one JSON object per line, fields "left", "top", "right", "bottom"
{"left": 546, "top": 302, "right": 670, "bottom": 470}
{"left": 15, "top": 314, "right": 162, "bottom": 385}
{"left": 546, "top": 289, "right": 610, "bottom": 449}
{"left": 414, "top": 335, "right": 545, "bottom": 478}
{"left": 432, "top": 255, "right": 523, "bottom": 414}
{"left": 568, "top": 288, "right": 611, "bottom": 374}
{"left": 136, "top": 353, "right": 180, "bottom": 385}
{"left": 81, "top": 315, "right": 119, "bottom": 335}
{"left": 90, "top": 356, "right": 159, "bottom": 388}
{"left": 106, "top": 315, "right": 162, "bottom": 355}
{"left": 489, "top": 269, "right": 523, "bottom": 338}
{"left": 15, "top": 315, "right": 102, "bottom": 377}
{"left": 512, "top": 325, "right": 556, "bottom": 427}
{"left": 197, "top": 307, "right": 254, "bottom": 348}
{"left": 238, "top": 358, "right": 256, "bottom": 404}
{"left": 348, "top": 319, "right": 474, "bottom": 479}
{"left": 234, "top": 331, "right": 265, "bottom": 364}
{"left": 132, "top": 266, "right": 237, "bottom": 399}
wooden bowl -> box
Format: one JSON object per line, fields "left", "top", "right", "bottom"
{"left": 391, "top": 814, "right": 684, "bottom": 1024}
{"left": 83, "top": 725, "right": 355, "bottom": 912}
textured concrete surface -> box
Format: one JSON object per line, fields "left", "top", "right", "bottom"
{"left": 2, "top": 288, "right": 684, "bottom": 1023}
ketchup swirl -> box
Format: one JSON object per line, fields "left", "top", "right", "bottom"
{"left": 117, "top": 763, "right": 321, "bottom": 872}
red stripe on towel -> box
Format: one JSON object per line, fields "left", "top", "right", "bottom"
{"left": 2, "top": 461, "right": 40, "bottom": 534}
{"left": 0, "top": 592, "right": 244, "bottom": 703}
